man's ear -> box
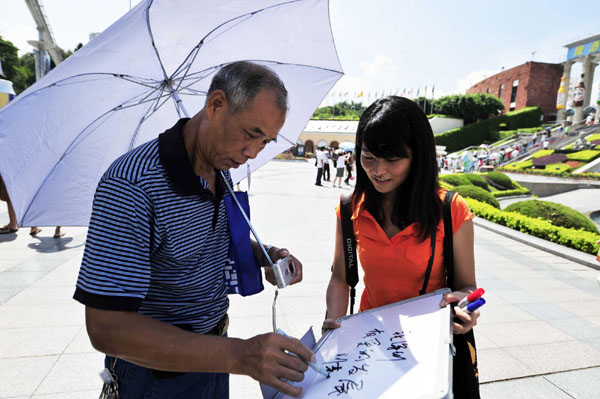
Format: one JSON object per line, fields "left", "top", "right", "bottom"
{"left": 205, "top": 90, "right": 228, "bottom": 119}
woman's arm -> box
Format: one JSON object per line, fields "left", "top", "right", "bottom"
{"left": 323, "top": 217, "right": 350, "bottom": 332}
{"left": 440, "top": 219, "right": 480, "bottom": 334}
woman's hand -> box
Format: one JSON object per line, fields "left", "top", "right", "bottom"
{"left": 321, "top": 319, "right": 341, "bottom": 335}
{"left": 440, "top": 290, "right": 480, "bottom": 334}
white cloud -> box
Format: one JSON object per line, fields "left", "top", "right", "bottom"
{"left": 455, "top": 69, "right": 500, "bottom": 94}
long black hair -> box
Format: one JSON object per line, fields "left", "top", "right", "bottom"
{"left": 352, "top": 96, "right": 441, "bottom": 242}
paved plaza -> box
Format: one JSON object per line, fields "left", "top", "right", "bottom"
{"left": 1, "top": 160, "right": 600, "bottom": 398}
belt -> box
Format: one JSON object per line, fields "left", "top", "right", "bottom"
{"left": 152, "top": 314, "right": 229, "bottom": 379}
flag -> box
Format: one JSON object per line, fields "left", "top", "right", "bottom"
{"left": 431, "top": 85, "right": 435, "bottom": 98}
{"left": 358, "top": 91, "right": 363, "bottom": 97}
{"left": 424, "top": 85, "right": 428, "bottom": 98}
{"left": 416, "top": 87, "right": 420, "bottom": 97}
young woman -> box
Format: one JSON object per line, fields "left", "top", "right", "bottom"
{"left": 332, "top": 149, "right": 345, "bottom": 188}
{"left": 323, "top": 96, "right": 479, "bottom": 334}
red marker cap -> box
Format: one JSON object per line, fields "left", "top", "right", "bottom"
{"left": 466, "top": 288, "right": 485, "bottom": 302}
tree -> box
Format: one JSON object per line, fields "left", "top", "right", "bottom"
{"left": 0, "top": 35, "right": 81, "bottom": 94}
{"left": 0, "top": 36, "right": 21, "bottom": 82}
{"left": 412, "top": 96, "right": 435, "bottom": 115}
{"left": 311, "top": 101, "right": 366, "bottom": 120}
{"left": 434, "top": 93, "right": 503, "bottom": 124}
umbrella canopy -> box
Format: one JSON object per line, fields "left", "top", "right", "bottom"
{"left": 0, "top": 0, "right": 342, "bottom": 226}
{"left": 339, "top": 141, "right": 355, "bottom": 151}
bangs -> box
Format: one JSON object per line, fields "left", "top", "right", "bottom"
{"left": 360, "top": 116, "right": 412, "bottom": 159}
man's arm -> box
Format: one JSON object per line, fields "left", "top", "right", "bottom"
{"left": 86, "top": 307, "right": 312, "bottom": 397}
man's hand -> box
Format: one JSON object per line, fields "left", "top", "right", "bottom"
{"left": 234, "top": 332, "right": 314, "bottom": 397}
{"left": 263, "top": 247, "right": 303, "bottom": 286}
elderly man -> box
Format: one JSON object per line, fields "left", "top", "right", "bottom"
{"left": 74, "top": 62, "right": 312, "bottom": 398}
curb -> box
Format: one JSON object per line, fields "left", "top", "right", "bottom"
{"left": 473, "top": 217, "right": 600, "bottom": 271}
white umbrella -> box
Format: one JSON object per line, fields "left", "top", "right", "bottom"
{"left": 0, "top": 0, "right": 342, "bottom": 226}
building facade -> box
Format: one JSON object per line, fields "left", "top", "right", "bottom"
{"left": 467, "top": 61, "right": 563, "bottom": 122}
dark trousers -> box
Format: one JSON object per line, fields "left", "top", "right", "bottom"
{"left": 323, "top": 163, "right": 330, "bottom": 180}
{"left": 315, "top": 167, "right": 323, "bottom": 185}
{"left": 344, "top": 165, "right": 352, "bottom": 184}
{"left": 104, "top": 356, "right": 229, "bottom": 399}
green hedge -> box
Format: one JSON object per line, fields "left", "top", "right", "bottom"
{"left": 435, "top": 107, "right": 541, "bottom": 153}
{"left": 439, "top": 180, "right": 454, "bottom": 190}
{"left": 464, "top": 173, "right": 490, "bottom": 190}
{"left": 485, "top": 171, "right": 514, "bottom": 189}
{"left": 566, "top": 150, "right": 600, "bottom": 162}
{"left": 532, "top": 149, "right": 554, "bottom": 159}
{"left": 466, "top": 198, "right": 600, "bottom": 255}
{"left": 492, "top": 181, "right": 530, "bottom": 197}
{"left": 454, "top": 185, "right": 500, "bottom": 208}
{"left": 504, "top": 199, "right": 599, "bottom": 234}
{"left": 545, "top": 163, "right": 571, "bottom": 173}
{"left": 440, "top": 174, "right": 471, "bottom": 187}
{"left": 497, "top": 168, "right": 600, "bottom": 180}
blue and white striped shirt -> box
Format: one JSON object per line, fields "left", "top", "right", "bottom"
{"left": 74, "top": 119, "right": 231, "bottom": 333}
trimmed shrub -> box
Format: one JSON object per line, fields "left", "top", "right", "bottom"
{"left": 532, "top": 153, "right": 567, "bottom": 166}
{"left": 566, "top": 150, "right": 600, "bottom": 162}
{"left": 435, "top": 107, "right": 541, "bottom": 153}
{"left": 532, "top": 149, "right": 555, "bottom": 159}
{"left": 440, "top": 174, "right": 471, "bottom": 187}
{"left": 466, "top": 198, "right": 600, "bottom": 255}
{"left": 485, "top": 171, "right": 514, "bottom": 189}
{"left": 454, "top": 185, "right": 500, "bottom": 209}
{"left": 545, "top": 163, "right": 571, "bottom": 173}
{"left": 464, "top": 173, "right": 489, "bottom": 190}
{"left": 502, "top": 159, "right": 533, "bottom": 170}
{"left": 439, "top": 180, "right": 454, "bottom": 190}
{"left": 504, "top": 200, "right": 599, "bottom": 234}
{"left": 492, "top": 186, "right": 530, "bottom": 197}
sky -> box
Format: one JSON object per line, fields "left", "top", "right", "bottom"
{"left": 1, "top": 0, "right": 599, "bottom": 106}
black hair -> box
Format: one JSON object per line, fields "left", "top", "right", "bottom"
{"left": 208, "top": 61, "right": 288, "bottom": 114}
{"left": 352, "top": 96, "right": 441, "bottom": 242}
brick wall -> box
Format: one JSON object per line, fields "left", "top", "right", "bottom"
{"left": 467, "top": 61, "right": 563, "bottom": 121}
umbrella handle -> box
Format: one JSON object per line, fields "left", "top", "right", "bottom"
{"left": 220, "top": 171, "right": 274, "bottom": 267}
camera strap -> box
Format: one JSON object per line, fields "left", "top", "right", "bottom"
{"left": 340, "top": 195, "right": 359, "bottom": 314}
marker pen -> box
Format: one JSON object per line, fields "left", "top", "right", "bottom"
{"left": 457, "top": 288, "right": 485, "bottom": 308}
{"left": 276, "top": 329, "right": 329, "bottom": 378}
{"left": 465, "top": 298, "right": 486, "bottom": 314}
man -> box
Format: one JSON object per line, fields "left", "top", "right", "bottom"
{"left": 74, "top": 62, "right": 313, "bottom": 398}
{"left": 314, "top": 146, "right": 325, "bottom": 186}
{"left": 322, "top": 147, "right": 331, "bottom": 181}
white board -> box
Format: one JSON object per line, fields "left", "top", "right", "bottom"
{"left": 277, "top": 289, "right": 453, "bottom": 399}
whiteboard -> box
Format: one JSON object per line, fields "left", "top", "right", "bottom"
{"left": 277, "top": 289, "right": 453, "bottom": 399}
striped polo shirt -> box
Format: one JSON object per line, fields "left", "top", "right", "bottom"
{"left": 74, "top": 119, "right": 231, "bottom": 333}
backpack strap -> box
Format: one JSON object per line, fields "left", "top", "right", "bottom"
{"left": 339, "top": 195, "right": 359, "bottom": 314}
{"left": 443, "top": 190, "right": 456, "bottom": 290}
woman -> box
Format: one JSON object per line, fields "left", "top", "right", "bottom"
{"left": 332, "top": 149, "right": 345, "bottom": 188}
{"left": 323, "top": 96, "right": 479, "bottom": 346}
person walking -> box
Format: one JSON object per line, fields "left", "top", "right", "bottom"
{"left": 315, "top": 146, "right": 325, "bottom": 186}
{"left": 323, "top": 148, "right": 331, "bottom": 181}
{"left": 343, "top": 150, "right": 353, "bottom": 185}
{"left": 332, "top": 149, "right": 345, "bottom": 188}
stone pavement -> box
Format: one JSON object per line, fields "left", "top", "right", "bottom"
{"left": 1, "top": 160, "right": 600, "bottom": 398}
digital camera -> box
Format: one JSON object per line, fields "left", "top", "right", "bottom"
{"left": 272, "top": 256, "right": 297, "bottom": 288}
